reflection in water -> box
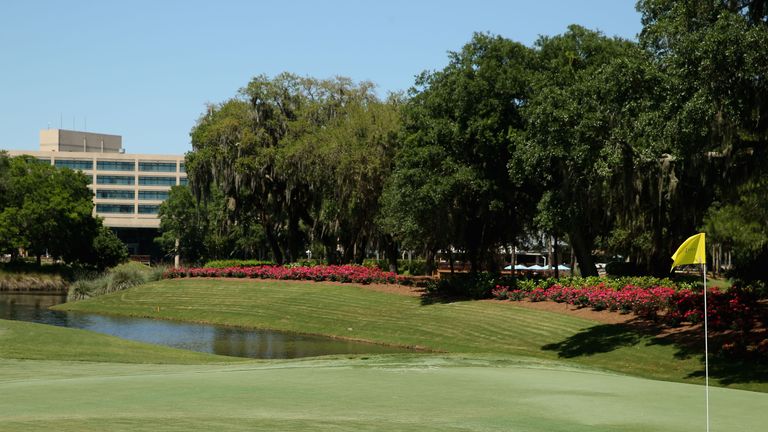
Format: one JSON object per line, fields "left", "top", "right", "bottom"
{"left": 0, "top": 293, "right": 410, "bottom": 359}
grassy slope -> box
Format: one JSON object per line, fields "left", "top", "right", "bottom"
{"left": 53, "top": 278, "right": 765, "bottom": 391}
{"left": 0, "top": 319, "right": 242, "bottom": 364}
{"left": 2, "top": 355, "right": 767, "bottom": 432}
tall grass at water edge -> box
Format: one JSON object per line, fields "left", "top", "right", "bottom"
{"left": 67, "top": 262, "right": 164, "bottom": 301}
{"left": 0, "top": 271, "right": 67, "bottom": 293}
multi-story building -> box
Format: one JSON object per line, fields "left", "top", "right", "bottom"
{"left": 7, "top": 129, "right": 187, "bottom": 258}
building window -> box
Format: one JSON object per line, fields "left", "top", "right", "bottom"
{"left": 96, "top": 189, "right": 135, "bottom": 200}
{"left": 96, "top": 204, "right": 134, "bottom": 214}
{"left": 138, "top": 204, "right": 160, "bottom": 214}
{"left": 55, "top": 159, "right": 93, "bottom": 170}
{"left": 97, "top": 160, "right": 134, "bottom": 171}
{"left": 36, "top": 158, "right": 51, "bottom": 165}
{"left": 138, "top": 190, "right": 169, "bottom": 201}
{"left": 179, "top": 163, "right": 186, "bottom": 172}
{"left": 139, "top": 162, "right": 177, "bottom": 172}
{"left": 138, "top": 176, "right": 175, "bottom": 186}
{"left": 97, "top": 175, "right": 135, "bottom": 185}
{"left": 179, "top": 177, "right": 188, "bottom": 186}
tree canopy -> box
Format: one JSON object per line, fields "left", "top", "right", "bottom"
{"left": 0, "top": 153, "right": 127, "bottom": 268}
{"left": 175, "top": 3, "right": 768, "bottom": 283}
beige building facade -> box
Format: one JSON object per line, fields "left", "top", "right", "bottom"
{"left": 7, "top": 130, "right": 187, "bottom": 256}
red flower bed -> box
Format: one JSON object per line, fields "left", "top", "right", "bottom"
{"left": 494, "top": 282, "right": 758, "bottom": 330}
{"left": 163, "top": 264, "right": 398, "bottom": 285}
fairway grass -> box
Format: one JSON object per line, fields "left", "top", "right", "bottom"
{"left": 4, "top": 278, "right": 768, "bottom": 431}
{"left": 53, "top": 278, "right": 767, "bottom": 391}
{"left": 1, "top": 355, "right": 766, "bottom": 432}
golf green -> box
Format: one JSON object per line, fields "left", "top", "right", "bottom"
{"left": 1, "top": 355, "right": 763, "bottom": 431}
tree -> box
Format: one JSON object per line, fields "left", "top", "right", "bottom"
{"left": 635, "top": 0, "right": 768, "bottom": 274}
{"left": 510, "top": 26, "right": 642, "bottom": 276}
{"left": 187, "top": 73, "right": 399, "bottom": 265}
{"left": 705, "top": 177, "right": 768, "bottom": 284}
{"left": 283, "top": 91, "right": 401, "bottom": 265}
{"left": 91, "top": 225, "right": 129, "bottom": 270}
{"left": 381, "top": 33, "right": 536, "bottom": 273}
{"left": 157, "top": 185, "right": 267, "bottom": 264}
{"left": 157, "top": 185, "right": 207, "bottom": 263}
{"left": 0, "top": 156, "right": 96, "bottom": 265}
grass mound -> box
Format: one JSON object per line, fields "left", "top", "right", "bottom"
{"left": 56, "top": 278, "right": 768, "bottom": 392}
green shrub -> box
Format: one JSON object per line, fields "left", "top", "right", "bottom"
{"left": 103, "top": 265, "right": 145, "bottom": 294}
{"left": 67, "top": 278, "right": 107, "bottom": 301}
{"left": 361, "top": 259, "right": 428, "bottom": 275}
{"left": 362, "top": 259, "right": 386, "bottom": 269}
{"left": 400, "top": 260, "right": 428, "bottom": 276}
{"left": 203, "top": 259, "right": 274, "bottom": 268}
{"left": 428, "top": 272, "right": 499, "bottom": 299}
{"left": 91, "top": 225, "right": 129, "bottom": 270}
{"left": 66, "top": 262, "right": 164, "bottom": 301}
{"left": 516, "top": 278, "right": 538, "bottom": 292}
{"left": 0, "top": 261, "right": 81, "bottom": 280}
{"left": 284, "top": 259, "right": 324, "bottom": 268}
{"left": 605, "top": 261, "right": 640, "bottom": 277}
{"left": 145, "top": 265, "right": 166, "bottom": 282}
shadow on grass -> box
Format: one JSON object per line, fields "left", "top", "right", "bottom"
{"left": 542, "top": 317, "right": 768, "bottom": 386}
{"left": 419, "top": 293, "right": 469, "bottom": 305}
{"left": 542, "top": 323, "right": 644, "bottom": 358}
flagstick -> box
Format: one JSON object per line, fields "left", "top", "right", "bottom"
{"left": 703, "top": 263, "right": 710, "bottom": 432}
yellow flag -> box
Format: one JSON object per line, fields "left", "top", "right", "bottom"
{"left": 671, "top": 233, "right": 706, "bottom": 270}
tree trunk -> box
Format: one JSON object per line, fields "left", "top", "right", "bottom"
{"left": 570, "top": 246, "right": 576, "bottom": 275}
{"left": 547, "top": 235, "right": 553, "bottom": 275}
{"left": 382, "top": 236, "right": 398, "bottom": 274}
{"left": 36, "top": 254, "right": 42, "bottom": 267}
{"left": 569, "top": 229, "right": 598, "bottom": 277}
{"left": 286, "top": 213, "right": 301, "bottom": 263}
{"left": 353, "top": 236, "right": 367, "bottom": 264}
{"left": 466, "top": 244, "right": 480, "bottom": 274}
{"left": 325, "top": 243, "right": 339, "bottom": 265}
{"left": 341, "top": 241, "right": 354, "bottom": 264}
{"left": 425, "top": 247, "right": 436, "bottom": 276}
{"left": 553, "top": 234, "right": 559, "bottom": 279}
{"left": 265, "top": 226, "right": 283, "bottom": 265}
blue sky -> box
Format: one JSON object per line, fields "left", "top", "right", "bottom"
{"left": 1, "top": 1, "right": 642, "bottom": 155}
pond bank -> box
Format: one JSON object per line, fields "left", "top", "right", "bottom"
{"left": 0, "top": 273, "right": 67, "bottom": 294}
{"left": 1, "top": 292, "right": 414, "bottom": 359}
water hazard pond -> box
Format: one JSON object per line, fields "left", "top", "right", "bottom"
{"left": 0, "top": 293, "right": 412, "bottom": 359}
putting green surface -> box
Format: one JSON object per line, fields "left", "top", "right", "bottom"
{"left": 1, "top": 355, "right": 764, "bottom": 432}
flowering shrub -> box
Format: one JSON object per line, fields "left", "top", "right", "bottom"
{"left": 163, "top": 264, "right": 398, "bottom": 285}
{"left": 519, "top": 276, "right": 700, "bottom": 292}
{"left": 491, "top": 285, "right": 509, "bottom": 300}
{"left": 493, "top": 281, "right": 758, "bottom": 330}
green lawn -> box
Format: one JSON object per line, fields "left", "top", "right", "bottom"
{"left": 2, "top": 354, "right": 766, "bottom": 431}
{"left": 2, "top": 278, "right": 766, "bottom": 431}
{"left": 52, "top": 278, "right": 767, "bottom": 391}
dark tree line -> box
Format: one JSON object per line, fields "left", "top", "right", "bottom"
{"left": 161, "top": 1, "right": 768, "bottom": 283}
